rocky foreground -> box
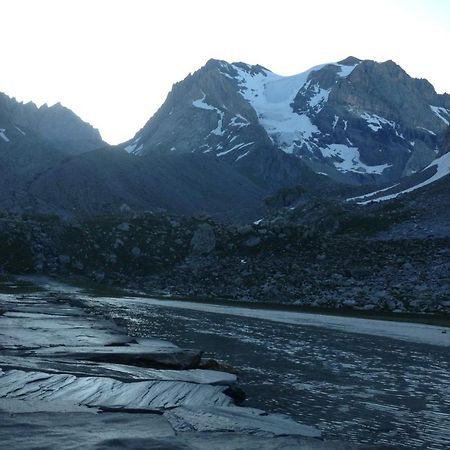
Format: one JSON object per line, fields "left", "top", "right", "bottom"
{"left": 0, "top": 280, "right": 388, "bottom": 449}
{"left": 1, "top": 211, "right": 449, "bottom": 315}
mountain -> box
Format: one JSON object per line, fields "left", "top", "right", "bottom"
{"left": 0, "top": 92, "right": 107, "bottom": 212}
{"left": 0, "top": 93, "right": 104, "bottom": 153}
{"left": 1, "top": 57, "right": 449, "bottom": 222}
{"left": 0, "top": 90, "right": 266, "bottom": 220}
{"left": 346, "top": 125, "right": 450, "bottom": 203}
{"left": 123, "top": 57, "right": 450, "bottom": 188}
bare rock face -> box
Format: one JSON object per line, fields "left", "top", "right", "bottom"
{"left": 190, "top": 223, "right": 216, "bottom": 256}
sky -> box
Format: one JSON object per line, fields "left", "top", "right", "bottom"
{"left": 0, "top": 0, "right": 449, "bottom": 144}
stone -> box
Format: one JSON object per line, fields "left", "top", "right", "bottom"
{"left": 117, "top": 222, "right": 130, "bottom": 232}
{"left": 190, "top": 224, "right": 216, "bottom": 256}
{"left": 244, "top": 236, "right": 261, "bottom": 247}
{"left": 131, "top": 247, "right": 141, "bottom": 257}
{"left": 58, "top": 255, "right": 71, "bottom": 265}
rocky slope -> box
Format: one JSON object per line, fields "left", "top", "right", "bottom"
{"left": 28, "top": 150, "right": 267, "bottom": 221}
{"left": 1, "top": 211, "right": 449, "bottom": 314}
{"left": 0, "top": 91, "right": 106, "bottom": 213}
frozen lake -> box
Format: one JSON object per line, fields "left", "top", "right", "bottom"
{"left": 83, "top": 294, "right": 450, "bottom": 450}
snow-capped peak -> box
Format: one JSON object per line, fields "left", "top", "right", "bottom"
{"left": 228, "top": 59, "right": 360, "bottom": 156}
{"left": 230, "top": 63, "right": 327, "bottom": 153}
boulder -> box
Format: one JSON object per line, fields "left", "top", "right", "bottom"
{"left": 190, "top": 224, "right": 216, "bottom": 255}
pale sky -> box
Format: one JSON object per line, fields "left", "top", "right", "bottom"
{"left": 1, "top": 0, "right": 449, "bottom": 144}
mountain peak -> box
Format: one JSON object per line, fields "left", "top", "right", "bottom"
{"left": 0, "top": 89, "right": 105, "bottom": 153}
{"left": 337, "top": 56, "right": 362, "bottom": 66}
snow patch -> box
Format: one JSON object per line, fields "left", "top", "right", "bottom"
{"left": 335, "top": 63, "right": 359, "bottom": 78}
{"left": 230, "top": 115, "right": 249, "bottom": 128}
{"left": 356, "top": 152, "right": 450, "bottom": 204}
{"left": 347, "top": 183, "right": 401, "bottom": 202}
{"left": 321, "top": 144, "right": 391, "bottom": 174}
{"left": 235, "top": 149, "right": 252, "bottom": 161}
{"left": 15, "top": 126, "right": 26, "bottom": 135}
{"left": 361, "top": 112, "right": 393, "bottom": 132}
{"left": 124, "top": 138, "right": 143, "bottom": 155}
{"left": 307, "top": 84, "right": 330, "bottom": 112}
{"left": 0, "top": 128, "right": 10, "bottom": 142}
{"left": 217, "top": 142, "right": 254, "bottom": 157}
{"left": 192, "top": 92, "right": 225, "bottom": 136}
{"left": 332, "top": 115, "right": 339, "bottom": 129}
{"left": 418, "top": 127, "right": 436, "bottom": 136}
{"left": 232, "top": 63, "right": 325, "bottom": 153}
{"left": 430, "top": 105, "right": 450, "bottom": 126}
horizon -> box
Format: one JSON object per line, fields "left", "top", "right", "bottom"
{"left": 1, "top": 0, "right": 449, "bottom": 144}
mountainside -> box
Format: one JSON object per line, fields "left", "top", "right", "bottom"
{"left": 1, "top": 58, "right": 449, "bottom": 223}
{"left": 124, "top": 57, "right": 450, "bottom": 188}
{"left": 0, "top": 92, "right": 107, "bottom": 213}
{"left": 27, "top": 149, "right": 267, "bottom": 220}
{"left": 0, "top": 93, "right": 104, "bottom": 153}
{"left": 0, "top": 90, "right": 267, "bottom": 220}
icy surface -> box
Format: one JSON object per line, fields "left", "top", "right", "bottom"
{"left": 430, "top": 105, "right": 450, "bottom": 126}
{"left": 217, "top": 141, "right": 253, "bottom": 157}
{"left": 346, "top": 183, "right": 400, "bottom": 202}
{"left": 192, "top": 92, "right": 225, "bottom": 136}
{"left": 336, "top": 63, "right": 359, "bottom": 77}
{"left": 0, "top": 369, "right": 232, "bottom": 409}
{"left": 232, "top": 63, "right": 325, "bottom": 152}
{"left": 165, "top": 405, "right": 321, "bottom": 437}
{"left": 355, "top": 152, "right": 450, "bottom": 204}
{"left": 235, "top": 149, "right": 251, "bottom": 161}
{"left": 0, "top": 408, "right": 356, "bottom": 450}
{"left": 229, "top": 60, "right": 387, "bottom": 171}
{"left": 417, "top": 126, "right": 436, "bottom": 135}
{"left": 102, "top": 295, "right": 450, "bottom": 347}
{"left": 0, "top": 283, "right": 328, "bottom": 447}
{"left": 321, "top": 144, "right": 391, "bottom": 174}
{"left": 308, "top": 84, "right": 331, "bottom": 112}
{"left": 0, "top": 128, "right": 10, "bottom": 142}
{"left": 230, "top": 114, "right": 250, "bottom": 128}
{"left": 360, "top": 112, "right": 404, "bottom": 138}
{"left": 124, "top": 137, "right": 143, "bottom": 155}
{"left": 0, "top": 310, "right": 131, "bottom": 350}
{"left": 0, "top": 354, "right": 236, "bottom": 385}
{"left": 86, "top": 293, "right": 450, "bottom": 450}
